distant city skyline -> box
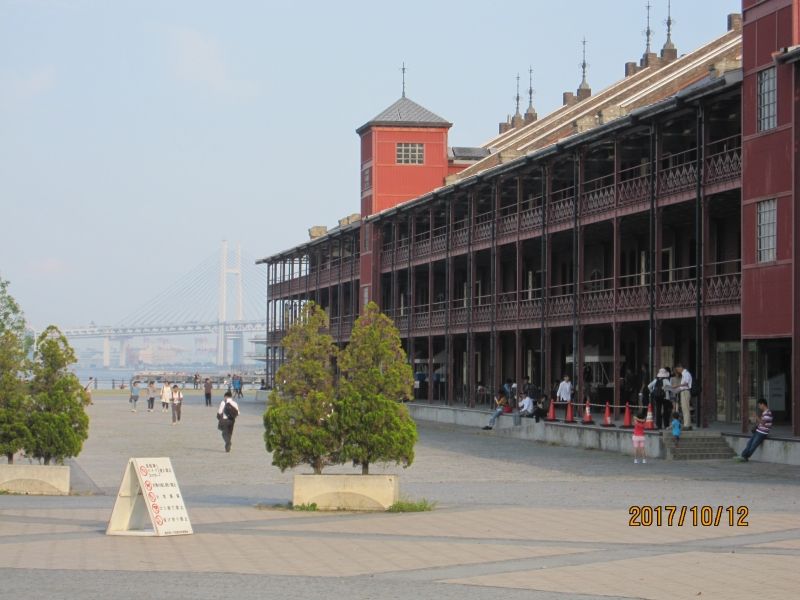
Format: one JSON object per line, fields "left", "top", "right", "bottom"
{"left": 1, "top": 0, "right": 739, "bottom": 329}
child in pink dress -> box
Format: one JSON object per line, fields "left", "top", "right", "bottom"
{"left": 632, "top": 409, "right": 647, "bottom": 464}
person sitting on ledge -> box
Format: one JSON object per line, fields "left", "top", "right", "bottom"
{"left": 481, "top": 388, "right": 508, "bottom": 430}
{"left": 518, "top": 392, "right": 534, "bottom": 418}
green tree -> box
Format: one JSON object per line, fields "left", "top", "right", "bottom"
{"left": 263, "top": 302, "right": 339, "bottom": 474}
{"left": 0, "top": 278, "right": 32, "bottom": 463}
{"left": 338, "top": 302, "right": 417, "bottom": 474}
{"left": 26, "top": 326, "right": 89, "bottom": 465}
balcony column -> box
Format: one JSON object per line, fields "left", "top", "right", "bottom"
{"left": 613, "top": 137, "right": 620, "bottom": 209}
{"left": 648, "top": 122, "right": 658, "bottom": 378}
{"left": 541, "top": 165, "right": 550, "bottom": 396}
{"left": 408, "top": 212, "right": 416, "bottom": 390}
{"left": 428, "top": 221, "right": 434, "bottom": 403}
{"left": 391, "top": 217, "right": 399, "bottom": 315}
{"left": 445, "top": 198, "right": 454, "bottom": 405}
{"left": 466, "top": 191, "right": 476, "bottom": 405}
{"left": 572, "top": 153, "right": 581, "bottom": 386}
{"left": 491, "top": 181, "right": 500, "bottom": 395}
{"left": 337, "top": 237, "right": 344, "bottom": 342}
{"left": 695, "top": 103, "right": 706, "bottom": 427}
{"left": 613, "top": 322, "right": 621, "bottom": 419}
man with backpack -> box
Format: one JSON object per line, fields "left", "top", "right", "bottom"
{"left": 217, "top": 391, "right": 240, "bottom": 453}
{"left": 648, "top": 368, "right": 673, "bottom": 430}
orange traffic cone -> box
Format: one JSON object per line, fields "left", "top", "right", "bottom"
{"left": 621, "top": 402, "right": 633, "bottom": 428}
{"left": 564, "top": 400, "right": 576, "bottom": 423}
{"left": 581, "top": 400, "right": 594, "bottom": 425}
{"left": 644, "top": 402, "right": 655, "bottom": 430}
{"left": 545, "top": 397, "right": 557, "bottom": 422}
{"left": 601, "top": 401, "right": 614, "bottom": 427}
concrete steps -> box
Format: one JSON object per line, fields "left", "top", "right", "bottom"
{"left": 663, "top": 431, "right": 736, "bottom": 460}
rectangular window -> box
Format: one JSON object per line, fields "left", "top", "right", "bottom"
{"left": 757, "top": 199, "right": 777, "bottom": 263}
{"left": 396, "top": 142, "right": 424, "bottom": 164}
{"left": 361, "top": 166, "right": 372, "bottom": 192}
{"left": 757, "top": 67, "right": 777, "bottom": 132}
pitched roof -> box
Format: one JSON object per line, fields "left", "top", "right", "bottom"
{"left": 356, "top": 96, "right": 451, "bottom": 134}
{"left": 451, "top": 27, "right": 742, "bottom": 182}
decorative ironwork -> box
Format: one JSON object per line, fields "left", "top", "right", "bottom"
{"left": 520, "top": 206, "right": 543, "bottom": 231}
{"left": 616, "top": 285, "right": 649, "bottom": 312}
{"left": 658, "top": 147, "right": 698, "bottom": 196}
{"left": 581, "top": 173, "right": 615, "bottom": 216}
{"left": 617, "top": 163, "right": 649, "bottom": 206}
{"left": 657, "top": 278, "right": 697, "bottom": 309}
{"left": 548, "top": 186, "right": 575, "bottom": 226}
{"left": 705, "top": 135, "right": 741, "bottom": 185}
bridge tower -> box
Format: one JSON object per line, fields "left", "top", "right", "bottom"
{"left": 217, "top": 241, "right": 244, "bottom": 367}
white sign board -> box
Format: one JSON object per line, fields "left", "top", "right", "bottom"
{"left": 106, "top": 457, "right": 193, "bottom": 536}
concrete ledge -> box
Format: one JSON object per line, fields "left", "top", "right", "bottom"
{"left": 0, "top": 464, "right": 70, "bottom": 495}
{"left": 723, "top": 434, "right": 800, "bottom": 466}
{"left": 408, "top": 403, "right": 663, "bottom": 457}
{"left": 293, "top": 474, "right": 399, "bottom": 511}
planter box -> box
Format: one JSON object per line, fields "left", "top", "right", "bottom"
{"left": 0, "top": 464, "right": 70, "bottom": 495}
{"left": 293, "top": 474, "right": 399, "bottom": 511}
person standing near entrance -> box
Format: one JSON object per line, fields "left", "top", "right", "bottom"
{"left": 170, "top": 384, "right": 183, "bottom": 425}
{"left": 736, "top": 399, "right": 773, "bottom": 462}
{"left": 556, "top": 375, "right": 573, "bottom": 412}
{"left": 675, "top": 364, "right": 693, "bottom": 429}
{"left": 217, "top": 391, "right": 239, "bottom": 452}
{"left": 203, "top": 378, "right": 213, "bottom": 407}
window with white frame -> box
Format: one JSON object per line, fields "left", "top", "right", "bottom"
{"left": 757, "top": 199, "right": 777, "bottom": 263}
{"left": 757, "top": 67, "right": 777, "bottom": 132}
{"left": 396, "top": 142, "right": 424, "bottom": 164}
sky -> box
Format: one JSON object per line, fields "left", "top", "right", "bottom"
{"left": 0, "top": 0, "right": 740, "bottom": 330}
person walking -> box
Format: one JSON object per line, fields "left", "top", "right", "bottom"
{"left": 217, "top": 391, "right": 239, "bottom": 452}
{"left": 146, "top": 381, "right": 156, "bottom": 412}
{"left": 129, "top": 381, "right": 140, "bottom": 412}
{"left": 203, "top": 377, "right": 213, "bottom": 407}
{"left": 160, "top": 381, "right": 171, "bottom": 413}
{"left": 170, "top": 384, "right": 183, "bottom": 425}
{"left": 736, "top": 399, "right": 773, "bottom": 462}
{"left": 674, "top": 363, "right": 693, "bottom": 429}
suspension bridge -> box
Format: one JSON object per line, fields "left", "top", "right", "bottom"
{"left": 63, "top": 241, "right": 266, "bottom": 368}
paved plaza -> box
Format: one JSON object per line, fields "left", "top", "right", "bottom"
{"left": 1, "top": 391, "right": 799, "bottom": 600}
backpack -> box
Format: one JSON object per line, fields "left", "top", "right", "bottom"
{"left": 653, "top": 378, "right": 666, "bottom": 402}
{"left": 223, "top": 401, "right": 239, "bottom": 420}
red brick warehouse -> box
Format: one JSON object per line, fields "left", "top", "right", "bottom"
{"left": 258, "top": 1, "right": 800, "bottom": 436}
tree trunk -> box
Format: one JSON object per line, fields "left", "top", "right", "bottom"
{"left": 312, "top": 458, "right": 322, "bottom": 475}
{"left": 361, "top": 462, "right": 369, "bottom": 475}
{"left": 5, "top": 453, "right": 12, "bottom": 465}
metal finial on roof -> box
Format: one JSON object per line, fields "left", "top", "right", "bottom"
{"left": 645, "top": 1, "right": 653, "bottom": 54}
{"left": 579, "top": 38, "right": 590, "bottom": 90}
{"left": 664, "top": 0, "right": 676, "bottom": 49}
{"left": 528, "top": 67, "right": 534, "bottom": 109}
{"left": 515, "top": 73, "right": 521, "bottom": 114}
{"left": 400, "top": 62, "right": 407, "bottom": 98}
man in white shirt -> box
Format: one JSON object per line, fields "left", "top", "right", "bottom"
{"left": 675, "top": 363, "right": 693, "bottom": 429}
{"left": 518, "top": 393, "right": 534, "bottom": 418}
{"left": 217, "top": 391, "right": 240, "bottom": 453}
{"left": 556, "top": 375, "right": 573, "bottom": 403}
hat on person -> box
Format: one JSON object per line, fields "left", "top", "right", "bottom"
{"left": 656, "top": 368, "right": 670, "bottom": 378}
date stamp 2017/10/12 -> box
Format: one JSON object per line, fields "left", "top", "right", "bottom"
{"left": 628, "top": 505, "right": 749, "bottom": 527}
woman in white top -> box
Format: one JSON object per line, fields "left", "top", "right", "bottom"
{"left": 160, "top": 382, "right": 172, "bottom": 413}
{"left": 170, "top": 384, "right": 183, "bottom": 425}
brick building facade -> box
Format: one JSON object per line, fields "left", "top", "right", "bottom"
{"left": 259, "top": 3, "right": 800, "bottom": 435}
